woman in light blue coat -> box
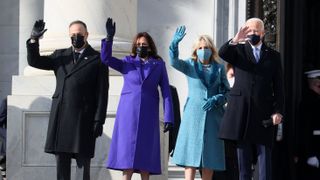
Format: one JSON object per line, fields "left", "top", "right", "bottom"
{"left": 170, "top": 26, "right": 230, "bottom": 180}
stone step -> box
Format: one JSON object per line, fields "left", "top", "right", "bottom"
{"left": 168, "top": 165, "right": 201, "bottom": 179}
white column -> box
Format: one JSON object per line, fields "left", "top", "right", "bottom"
{"left": 228, "top": 0, "right": 246, "bottom": 39}
{"left": 214, "top": 0, "right": 229, "bottom": 48}
{"left": 18, "top": 0, "right": 44, "bottom": 75}
{"left": 9, "top": 1, "right": 136, "bottom": 180}
{"left": 41, "top": 0, "right": 136, "bottom": 52}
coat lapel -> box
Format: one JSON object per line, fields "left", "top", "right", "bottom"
{"left": 245, "top": 42, "right": 258, "bottom": 64}
{"left": 68, "top": 45, "right": 98, "bottom": 76}
{"left": 143, "top": 58, "right": 159, "bottom": 81}
{"left": 208, "top": 63, "right": 219, "bottom": 88}
{"left": 194, "top": 61, "right": 208, "bottom": 88}
{"left": 60, "top": 47, "right": 73, "bottom": 75}
{"left": 259, "top": 44, "right": 269, "bottom": 63}
{"left": 133, "top": 56, "right": 159, "bottom": 83}
{"left": 245, "top": 42, "right": 269, "bottom": 64}
{"left": 132, "top": 56, "right": 143, "bottom": 83}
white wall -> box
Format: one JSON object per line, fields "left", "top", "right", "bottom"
{"left": 137, "top": 0, "right": 215, "bottom": 112}
{"left": 0, "top": 0, "right": 19, "bottom": 100}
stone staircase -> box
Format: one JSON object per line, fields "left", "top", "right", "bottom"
{"left": 168, "top": 164, "right": 201, "bottom": 180}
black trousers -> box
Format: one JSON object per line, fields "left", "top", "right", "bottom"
{"left": 55, "top": 153, "right": 91, "bottom": 180}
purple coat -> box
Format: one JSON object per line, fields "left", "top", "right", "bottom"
{"left": 101, "top": 39, "right": 174, "bottom": 174}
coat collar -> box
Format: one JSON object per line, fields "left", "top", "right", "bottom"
{"left": 245, "top": 42, "right": 269, "bottom": 64}
{"left": 63, "top": 45, "right": 99, "bottom": 77}
{"left": 194, "top": 61, "right": 220, "bottom": 89}
{"left": 132, "top": 56, "right": 160, "bottom": 83}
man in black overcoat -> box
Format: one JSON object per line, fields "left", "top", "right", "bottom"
{"left": 218, "top": 18, "right": 284, "bottom": 180}
{"left": 26, "top": 20, "right": 108, "bottom": 180}
{"left": 296, "top": 69, "right": 320, "bottom": 180}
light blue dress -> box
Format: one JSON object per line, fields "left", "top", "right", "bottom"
{"left": 170, "top": 46, "right": 230, "bottom": 170}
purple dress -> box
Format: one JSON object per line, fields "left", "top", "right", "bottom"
{"left": 101, "top": 39, "right": 174, "bottom": 174}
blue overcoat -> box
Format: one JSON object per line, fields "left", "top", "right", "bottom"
{"left": 170, "top": 46, "right": 229, "bottom": 170}
{"left": 101, "top": 39, "right": 174, "bottom": 174}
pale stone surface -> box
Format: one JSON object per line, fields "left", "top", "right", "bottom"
{"left": 5, "top": 0, "right": 246, "bottom": 179}
{"left": 0, "top": 0, "right": 19, "bottom": 99}
{"left": 8, "top": 75, "right": 169, "bottom": 180}
{"left": 18, "top": 0, "right": 45, "bottom": 75}
{"left": 137, "top": 0, "right": 216, "bottom": 116}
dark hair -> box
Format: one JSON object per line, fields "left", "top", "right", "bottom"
{"left": 69, "top": 20, "right": 87, "bottom": 31}
{"left": 131, "top": 32, "right": 161, "bottom": 59}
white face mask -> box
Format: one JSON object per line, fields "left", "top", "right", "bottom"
{"left": 228, "top": 77, "right": 235, "bottom": 87}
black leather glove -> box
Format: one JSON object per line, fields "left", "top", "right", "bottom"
{"left": 93, "top": 122, "right": 103, "bottom": 137}
{"left": 105, "top": 17, "right": 116, "bottom": 41}
{"left": 163, "top": 122, "right": 173, "bottom": 133}
{"left": 30, "top": 19, "right": 47, "bottom": 40}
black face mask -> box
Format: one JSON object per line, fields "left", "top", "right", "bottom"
{"left": 247, "top": 34, "right": 261, "bottom": 45}
{"left": 136, "top": 46, "right": 149, "bottom": 58}
{"left": 71, "top": 34, "right": 85, "bottom": 49}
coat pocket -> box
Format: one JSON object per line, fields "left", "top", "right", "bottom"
{"left": 183, "top": 97, "right": 190, "bottom": 111}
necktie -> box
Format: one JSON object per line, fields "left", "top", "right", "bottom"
{"left": 74, "top": 52, "right": 80, "bottom": 63}
{"left": 253, "top": 47, "right": 260, "bottom": 63}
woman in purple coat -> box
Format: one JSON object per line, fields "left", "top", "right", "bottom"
{"left": 101, "top": 18, "right": 174, "bottom": 180}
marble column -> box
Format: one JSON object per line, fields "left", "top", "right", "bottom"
{"left": 19, "top": 0, "right": 44, "bottom": 75}
{"left": 9, "top": 0, "right": 170, "bottom": 179}
{"left": 41, "top": 0, "right": 136, "bottom": 53}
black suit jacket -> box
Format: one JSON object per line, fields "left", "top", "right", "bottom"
{"left": 218, "top": 40, "right": 284, "bottom": 147}
{"left": 27, "top": 40, "right": 109, "bottom": 157}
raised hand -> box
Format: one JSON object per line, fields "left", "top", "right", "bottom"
{"left": 232, "top": 26, "right": 250, "bottom": 44}
{"left": 172, "top": 25, "right": 186, "bottom": 45}
{"left": 106, "top": 17, "right": 116, "bottom": 41}
{"left": 30, "top": 19, "right": 47, "bottom": 40}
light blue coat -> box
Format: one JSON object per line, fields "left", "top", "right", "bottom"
{"left": 170, "top": 47, "right": 229, "bottom": 170}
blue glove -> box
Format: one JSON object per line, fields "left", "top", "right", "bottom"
{"left": 105, "top": 17, "right": 116, "bottom": 41}
{"left": 203, "top": 94, "right": 226, "bottom": 111}
{"left": 171, "top": 26, "right": 186, "bottom": 48}
{"left": 202, "top": 96, "right": 217, "bottom": 111}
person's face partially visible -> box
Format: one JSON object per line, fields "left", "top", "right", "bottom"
{"left": 69, "top": 23, "right": 88, "bottom": 41}
{"left": 245, "top": 20, "right": 265, "bottom": 38}
{"left": 308, "top": 78, "right": 320, "bottom": 95}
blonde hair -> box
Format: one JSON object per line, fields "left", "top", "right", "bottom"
{"left": 191, "top": 35, "right": 220, "bottom": 63}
